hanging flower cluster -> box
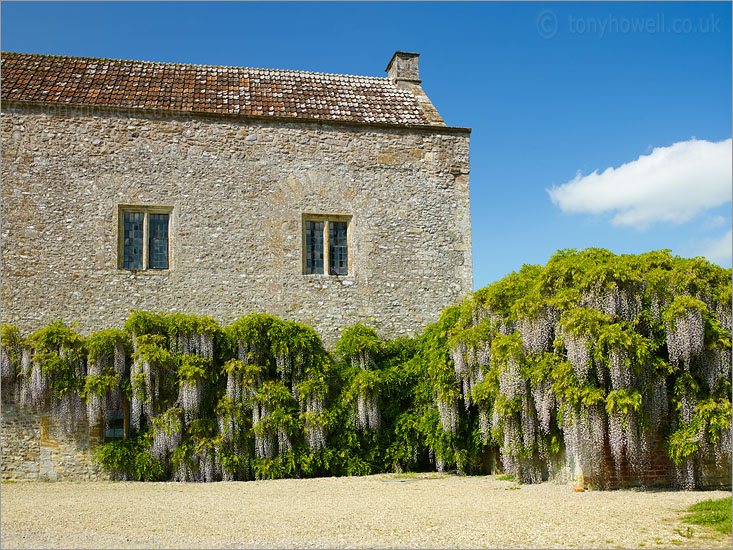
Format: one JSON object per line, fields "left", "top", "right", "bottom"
{"left": 336, "top": 323, "right": 383, "bottom": 432}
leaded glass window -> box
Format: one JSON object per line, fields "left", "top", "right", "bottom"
{"left": 303, "top": 216, "right": 350, "bottom": 276}
{"left": 149, "top": 213, "right": 169, "bottom": 269}
{"left": 119, "top": 207, "right": 171, "bottom": 271}
{"left": 329, "top": 221, "right": 348, "bottom": 275}
{"left": 305, "top": 221, "right": 324, "bottom": 274}
{"left": 123, "top": 211, "right": 144, "bottom": 269}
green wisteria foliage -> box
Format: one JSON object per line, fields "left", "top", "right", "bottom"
{"left": 1, "top": 249, "right": 730, "bottom": 488}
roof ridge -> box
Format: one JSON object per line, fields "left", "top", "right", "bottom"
{"left": 1, "top": 51, "right": 390, "bottom": 82}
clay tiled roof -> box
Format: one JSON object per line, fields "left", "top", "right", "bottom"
{"left": 1, "top": 52, "right": 436, "bottom": 126}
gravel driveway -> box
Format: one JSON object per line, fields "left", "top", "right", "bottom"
{"left": 1, "top": 474, "right": 730, "bottom": 549}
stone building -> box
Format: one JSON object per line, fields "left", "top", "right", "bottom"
{"left": 1, "top": 51, "right": 472, "bottom": 347}
{"left": 1, "top": 51, "right": 471, "bottom": 480}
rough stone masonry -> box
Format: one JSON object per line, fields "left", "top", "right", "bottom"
{"left": 1, "top": 51, "right": 472, "bottom": 347}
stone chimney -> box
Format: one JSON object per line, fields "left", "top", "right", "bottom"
{"left": 385, "top": 51, "right": 445, "bottom": 126}
{"left": 385, "top": 51, "right": 421, "bottom": 85}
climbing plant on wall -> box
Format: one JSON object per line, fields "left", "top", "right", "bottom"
{"left": 1, "top": 249, "right": 730, "bottom": 488}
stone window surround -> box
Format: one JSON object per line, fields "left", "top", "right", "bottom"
{"left": 116, "top": 204, "right": 174, "bottom": 271}
{"left": 301, "top": 213, "right": 353, "bottom": 276}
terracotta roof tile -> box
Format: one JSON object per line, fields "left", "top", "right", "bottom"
{"left": 1, "top": 52, "right": 435, "bottom": 126}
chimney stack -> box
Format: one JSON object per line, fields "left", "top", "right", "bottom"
{"left": 386, "top": 51, "right": 421, "bottom": 87}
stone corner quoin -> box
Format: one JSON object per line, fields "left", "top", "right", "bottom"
{"left": 0, "top": 50, "right": 473, "bottom": 348}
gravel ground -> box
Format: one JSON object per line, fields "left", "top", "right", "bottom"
{"left": 1, "top": 474, "right": 730, "bottom": 549}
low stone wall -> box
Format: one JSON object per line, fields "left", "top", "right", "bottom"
{"left": 1, "top": 402, "right": 108, "bottom": 481}
{"left": 697, "top": 453, "right": 733, "bottom": 489}
{"left": 1, "top": 403, "right": 40, "bottom": 480}
{"left": 3, "top": 402, "right": 729, "bottom": 486}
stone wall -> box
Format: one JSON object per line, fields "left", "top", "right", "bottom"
{"left": 1, "top": 402, "right": 108, "bottom": 481}
{"left": 0, "top": 403, "right": 40, "bottom": 480}
{"left": 1, "top": 104, "right": 472, "bottom": 346}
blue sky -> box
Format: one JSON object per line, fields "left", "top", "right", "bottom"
{"left": 2, "top": 1, "right": 731, "bottom": 289}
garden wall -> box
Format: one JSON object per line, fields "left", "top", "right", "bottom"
{"left": 569, "top": 432, "right": 731, "bottom": 490}
{"left": 1, "top": 403, "right": 108, "bottom": 481}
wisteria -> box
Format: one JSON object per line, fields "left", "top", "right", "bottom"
{"left": 478, "top": 406, "right": 490, "bottom": 445}
{"left": 277, "top": 425, "right": 292, "bottom": 455}
{"left": 29, "top": 356, "right": 47, "bottom": 405}
{"left": 645, "top": 376, "right": 668, "bottom": 429}
{"left": 608, "top": 345, "right": 632, "bottom": 390}
{"left": 564, "top": 330, "right": 592, "bottom": 384}
{"left": 169, "top": 315, "right": 215, "bottom": 361}
{"left": 451, "top": 342, "right": 467, "bottom": 381}
{"left": 151, "top": 410, "right": 183, "bottom": 461}
{"left": 530, "top": 378, "right": 555, "bottom": 434}
{"left": 51, "top": 391, "right": 87, "bottom": 435}
{"left": 607, "top": 410, "right": 629, "bottom": 476}
{"left": 86, "top": 356, "right": 105, "bottom": 423}
{"left": 518, "top": 308, "right": 557, "bottom": 355}
{"left": 438, "top": 250, "right": 731, "bottom": 489}
{"left": 702, "top": 347, "right": 730, "bottom": 392}
{"left": 583, "top": 283, "right": 643, "bottom": 324}
{"left": 649, "top": 291, "right": 667, "bottom": 323}
{"left": 180, "top": 380, "right": 203, "bottom": 424}
{"left": 520, "top": 393, "right": 537, "bottom": 449}
{"left": 355, "top": 389, "right": 381, "bottom": 431}
{"left": 715, "top": 301, "right": 731, "bottom": 333}
{"left": 16, "top": 349, "right": 33, "bottom": 407}
{"left": 678, "top": 384, "right": 697, "bottom": 425}
{"left": 304, "top": 392, "right": 326, "bottom": 451}
{"left": 666, "top": 306, "right": 705, "bottom": 370}
{"left": 351, "top": 351, "right": 371, "bottom": 371}
{"left": 714, "top": 427, "right": 732, "bottom": 468}
{"left": 2, "top": 250, "right": 730, "bottom": 488}
{"left": 0, "top": 332, "right": 19, "bottom": 399}
{"left": 563, "top": 404, "right": 606, "bottom": 478}
{"left": 452, "top": 342, "right": 485, "bottom": 409}
{"left": 130, "top": 357, "right": 143, "bottom": 430}
{"left": 499, "top": 414, "right": 541, "bottom": 484}
{"left": 498, "top": 357, "right": 523, "bottom": 400}
{"left": 339, "top": 326, "right": 383, "bottom": 434}
{"left": 436, "top": 393, "right": 458, "bottom": 435}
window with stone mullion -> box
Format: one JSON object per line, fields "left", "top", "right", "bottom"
{"left": 121, "top": 209, "right": 170, "bottom": 271}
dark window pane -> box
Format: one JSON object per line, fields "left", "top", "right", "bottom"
{"left": 305, "top": 221, "right": 324, "bottom": 274}
{"left": 123, "top": 212, "right": 144, "bottom": 269}
{"left": 149, "top": 213, "right": 169, "bottom": 269}
{"left": 329, "top": 221, "right": 348, "bottom": 275}
{"left": 104, "top": 409, "right": 125, "bottom": 441}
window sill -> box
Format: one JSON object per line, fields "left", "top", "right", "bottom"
{"left": 117, "top": 269, "right": 171, "bottom": 275}
{"left": 302, "top": 273, "right": 353, "bottom": 278}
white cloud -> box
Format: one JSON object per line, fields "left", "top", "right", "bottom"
{"left": 547, "top": 138, "right": 732, "bottom": 229}
{"left": 699, "top": 228, "right": 732, "bottom": 267}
